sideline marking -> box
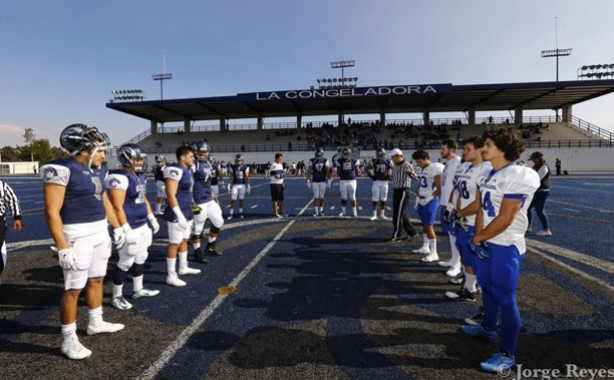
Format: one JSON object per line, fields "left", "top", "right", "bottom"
{"left": 526, "top": 238, "right": 614, "bottom": 275}
{"left": 137, "top": 198, "right": 314, "bottom": 380}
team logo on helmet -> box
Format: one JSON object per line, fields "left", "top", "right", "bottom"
{"left": 117, "top": 143, "right": 146, "bottom": 173}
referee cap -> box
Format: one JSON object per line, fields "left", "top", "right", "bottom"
{"left": 390, "top": 148, "right": 403, "bottom": 157}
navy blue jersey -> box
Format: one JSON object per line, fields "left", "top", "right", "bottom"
{"left": 230, "top": 164, "right": 249, "bottom": 185}
{"left": 309, "top": 158, "right": 329, "bottom": 183}
{"left": 371, "top": 158, "right": 392, "bottom": 181}
{"left": 107, "top": 169, "right": 148, "bottom": 229}
{"left": 336, "top": 157, "right": 359, "bottom": 180}
{"left": 41, "top": 159, "right": 107, "bottom": 225}
{"left": 163, "top": 164, "right": 194, "bottom": 221}
{"left": 192, "top": 161, "right": 214, "bottom": 204}
{"left": 153, "top": 164, "right": 166, "bottom": 182}
{"left": 211, "top": 163, "right": 219, "bottom": 185}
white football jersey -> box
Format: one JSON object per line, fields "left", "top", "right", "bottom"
{"left": 441, "top": 156, "right": 461, "bottom": 207}
{"left": 477, "top": 164, "right": 540, "bottom": 253}
{"left": 416, "top": 162, "right": 444, "bottom": 198}
{"left": 455, "top": 161, "right": 492, "bottom": 226}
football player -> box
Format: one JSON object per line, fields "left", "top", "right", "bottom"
{"left": 209, "top": 157, "right": 226, "bottom": 198}
{"left": 460, "top": 127, "right": 540, "bottom": 373}
{"left": 163, "top": 145, "right": 201, "bottom": 287}
{"left": 227, "top": 154, "right": 250, "bottom": 220}
{"left": 306, "top": 148, "right": 332, "bottom": 216}
{"left": 191, "top": 141, "right": 224, "bottom": 263}
{"left": 366, "top": 147, "right": 392, "bottom": 221}
{"left": 106, "top": 144, "right": 161, "bottom": 310}
{"left": 411, "top": 149, "right": 444, "bottom": 263}
{"left": 41, "top": 124, "right": 125, "bottom": 360}
{"left": 335, "top": 148, "right": 360, "bottom": 217}
{"left": 152, "top": 155, "right": 167, "bottom": 215}
{"left": 445, "top": 136, "right": 491, "bottom": 303}
{"left": 438, "top": 139, "right": 463, "bottom": 277}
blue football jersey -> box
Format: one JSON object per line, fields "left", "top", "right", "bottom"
{"left": 336, "top": 157, "right": 359, "bottom": 180}
{"left": 41, "top": 158, "right": 107, "bottom": 225}
{"left": 163, "top": 164, "right": 194, "bottom": 221}
{"left": 371, "top": 158, "right": 391, "bottom": 181}
{"left": 230, "top": 164, "right": 249, "bottom": 185}
{"left": 192, "top": 161, "right": 214, "bottom": 204}
{"left": 107, "top": 169, "right": 148, "bottom": 229}
{"left": 309, "top": 158, "right": 329, "bottom": 183}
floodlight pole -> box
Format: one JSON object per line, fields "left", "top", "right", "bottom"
{"left": 541, "top": 17, "right": 572, "bottom": 82}
{"left": 152, "top": 49, "right": 173, "bottom": 100}
{"left": 330, "top": 60, "right": 355, "bottom": 125}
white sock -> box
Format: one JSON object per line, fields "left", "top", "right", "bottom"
{"left": 428, "top": 239, "right": 437, "bottom": 255}
{"left": 449, "top": 233, "right": 461, "bottom": 267}
{"left": 421, "top": 234, "right": 429, "bottom": 249}
{"left": 112, "top": 284, "right": 123, "bottom": 299}
{"left": 133, "top": 275, "right": 143, "bottom": 293}
{"left": 193, "top": 242, "right": 201, "bottom": 249}
{"left": 156, "top": 204, "right": 161, "bottom": 213}
{"left": 239, "top": 208, "right": 243, "bottom": 213}
{"left": 208, "top": 236, "right": 217, "bottom": 243}
{"left": 88, "top": 306, "right": 103, "bottom": 326}
{"left": 465, "top": 272, "right": 477, "bottom": 293}
{"left": 166, "top": 258, "right": 177, "bottom": 274}
{"left": 61, "top": 322, "right": 77, "bottom": 336}
{"left": 178, "top": 251, "right": 188, "bottom": 269}
{"left": 352, "top": 207, "right": 357, "bottom": 215}
{"left": 230, "top": 209, "right": 234, "bottom": 215}
{"left": 373, "top": 210, "right": 377, "bottom": 216}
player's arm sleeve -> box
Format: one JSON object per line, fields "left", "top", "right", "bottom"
{"left": 164, "top": 166, "right": 184, "bottom": 182}
{"left": 502, "top": 170, "right": 540, "bottom": 199}
{"left": 41, "top": 164, "right": 71, "bottom": 187}
{"left": 105, "top": 174, "right": 129, "bottom": 191}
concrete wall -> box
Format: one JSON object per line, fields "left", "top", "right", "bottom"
{"left": 108, "top": 148, "right": 614, "bottom": 173}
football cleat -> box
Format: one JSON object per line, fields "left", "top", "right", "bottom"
{"left": 239, "top": 213, "right": 244, "bottom": 219}
{"left": 446, "top": 266, "right": 462, "bottom": 278}
{"left": 87, "top": 321, "right": 125, "bottom": 336}
{"left": 110, "top": 296, "right": 133, "bottom": 310}
{"left": 370, "top": 215, "right": 378, "bottom": 221}
{"left": 421, "top": 253, "right": 439, "bottom": 263}
{"left": 205, "top": 242, "right": 223, "bottom": 256}
{"left": 61, "top": 334, "right": 92, "bottom": 360}
{"left": 479, "top": 352, "right": 515, "bottom": 373}
{"left": 449, "top": 275, "right": 465, "bottom": 285}
{"left": 412, "top": 247, "right": 430, "bottom": 255}
{"left": 132, "top": 288, "right": 160, "bottom": 299}
{"left": 227, "top": 214, "right": 233, "bottom": 220}
{"left": 178, "top": 266, "right": 201, "bottom": 275}
{"left": 438, "top": 260, "right": 452, "bottom": 267}
{"left": 379, "top": 214, "right": 389, "bottom": 220}
{"left": 464, "top": 309, "right": 485, "bottom": 326}
{"left": 535, "top": 230, "right": 552, "bottom": 236}
{"left": 445, "top": 288, "right": 476, "bottom": 302}
{"left": 166, "top": 273, "right": 187, "bottom": 287}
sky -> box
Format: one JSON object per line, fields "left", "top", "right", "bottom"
{"left": 2, "top": 0, "right": 614, "bottom": 148}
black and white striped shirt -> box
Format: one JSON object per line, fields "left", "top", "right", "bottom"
{"left": 390, "top": 160, "right": 416, "bottom": 189}
{"left": 0, "top": 181, "right": 22, "bottom": 220}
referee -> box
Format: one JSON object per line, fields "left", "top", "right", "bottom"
{"left": 389, "top": 149, "right": 418, "bottom": 242}
{"left": 0, "top": 180, "right": 23, "bottom": 284}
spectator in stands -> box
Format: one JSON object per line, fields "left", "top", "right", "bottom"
{"left": 555, "top": 158, "right": 562, "bottom": 175}
{"left": 288, "top": 141, "right": 292, "bottom": 151}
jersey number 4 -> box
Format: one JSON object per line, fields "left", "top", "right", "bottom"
{"left": 481, "top": 191, "right": 496, "bottom": 217}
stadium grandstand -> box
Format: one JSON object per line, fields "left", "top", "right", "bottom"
{"left": 107, "top": 80, "right": 614, "bottom": 172}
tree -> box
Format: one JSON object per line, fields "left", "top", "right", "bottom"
{"left": 23, "top": 128, "right": 36, "bottom": 144}
{"left": 0, "top": 146, "right": 19, "bottom": 162}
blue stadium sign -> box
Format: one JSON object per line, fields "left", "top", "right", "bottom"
{"left": 239, "top": 84, "right": 453, "bottom": 101}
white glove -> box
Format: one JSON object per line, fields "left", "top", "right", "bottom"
{"left": 227, "top": 185, "right": 232, "bottom": 194}
{"left": 306, "top": 180, "right": 311, "bottom": 189}
{"left": 122, "top": 224, "right": 139, "bottom": 245}
{"left": 172, "top": 206, "right": 188, "bottom": 230}
{"left": 113, "top": 227, "right": 126, "bottom": 248}
{"left": 414, "top": 198, "right": 419, "bottom": 210}
{"left": 147, "top": 213, "right": 160, "bottom": 234}
{"left": 58, "top": 247, "right": 78, "bottom": 271}
{"left": 246, "top": 184, "right": 251, "bottom": 194}
{"left": 418, "top": 195, "right": 434, "bottom": 206}
{"left": 326, "top": 179, "right": 332, "bottom": 188}
{"left": 220, "top": 182, "right": 226, "bottom": 191}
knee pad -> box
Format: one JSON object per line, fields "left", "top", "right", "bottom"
{"left": 210, "top": 226, "right": 221, "bottom": 234}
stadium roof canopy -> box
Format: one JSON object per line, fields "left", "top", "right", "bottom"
{"left": 106, "top": 80, "right": 614, "bottom": 124}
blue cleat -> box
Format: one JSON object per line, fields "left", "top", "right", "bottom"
{"left": 479, "top": 352, "right": 515, "bottom": 373}
{"left": 461, "top": 324, "right": 498, "bottom": 343}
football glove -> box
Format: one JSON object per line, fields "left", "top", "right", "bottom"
{"left": 468, "top": 240, "right": 490, "bottom": 260}
{"left": 227, "top": 185, "right": 232, "bottom": 194}
{"left": 455, "top": 216, "right": 469, "bottom": 232}
{"left": 58, "top": 247, "right": 78, "bottom": 271}
{"left": 191, "top": 202, "right": 202, "bottom": 215}
{"left": 113, "top": 227, "right": 126, "bottom": 249}
{"left": 172, "top": 206, "right": 189, "bottom": 230}
{"left": 306, "top": 180, "right": 311, "bottom": 189}
{"left": 147, "top": 213, "right": 160, "bottom": 234}
{"left": 122, "top": 224, "right": 139, "bottom": 245}
{"left": 246, "top": 184, "right": 251, "bottom": 194}
{"left": 418, "top": 195, "right": 434, "bottom": 206}
{"left": 443, "top": 204, "right": 455, "bottom": 222}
